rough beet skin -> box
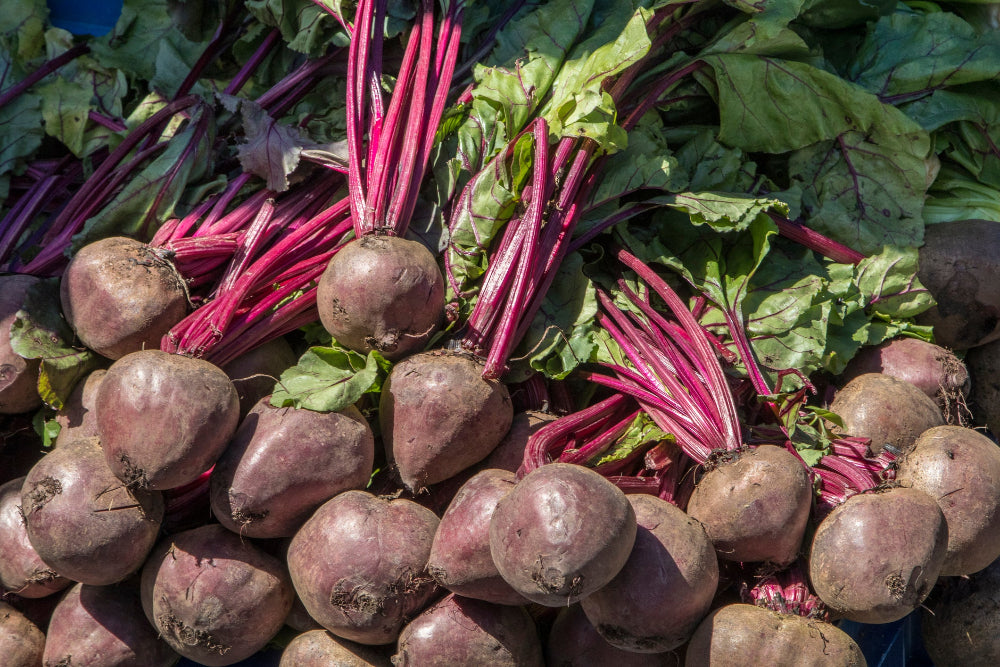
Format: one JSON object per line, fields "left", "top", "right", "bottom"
{"left": 380, "top": 350, "right": 512, "bottom": 491}
{"left": 686, "top": 445, "right": 812, "bottom": 566}
{"left": 809, "top": 486, "right": 948, "bottom": 624}
{"left": 286, "top": 490, "right": 440, "bottom": 645}
{"left": 489, "top": 462, "right": 636, "bottom": 607}
{"left": 316, "top": 235, "right": 444, "bottom": 360}
{"left": 210, "top": 397, "right": 375, "bottom": 538}
{"left": 140, "top": 524, "right": 294, "bottom": 666}
{"left": 59, "top": 236, "right": 188, "bottom": 360}
{"left": 96, "top": 349, "right": 240, "bottom": 490}
{"left": 0, "top": 274, "right": 42, "bottom": 415}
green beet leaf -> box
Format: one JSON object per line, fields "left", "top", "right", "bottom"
{"left": 270, "top": 345, "right": 390, "bottom": 413}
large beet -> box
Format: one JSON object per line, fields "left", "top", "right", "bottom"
{"left": 0, "top": 600, "right": 44, "bottom": 667}
{"left": 489, "top": 462, "right": 636, "bottom": 607}
{"left": 427, "top": 468, "right": 527, "bottom": 605}
{"left": 581, "top": 494, "right": 718, "bottom": 652}
{"left": 43, "top": 582, "right": 177, "bottom": 667}
{"left": 686, "top": 445, "right": 812, "bottom": 566}
{"left": 60, "top": 236, "right": 188, "bottom": 360}
{"left": 280, "top": 629, "right": 392, "bottom": 667}
{"left": 966, "top": 337, "right": 1000, "bottom": 433}
{"left": 393, "top": 594, "right": 544, "bottom": 666}
{"left": 917, "top": 219, "right": 1000, "bottom": 350}
{"left": 20, "top": 437, "right": 163, "bottom": 585}
{"left": 830, "top": 373, "right": 944, "bottom": 454}
{"left": 287, "top": 490, "right": 440, "bottom": 645}
{"left": 0, "top": 477, "right": 70, "bottom": 598}
{"left": 96, "top": 349, "right": 240, "bottom": 490}
{"left": 809, "top": 486, "right": 948, "bottom": 624}
{"left": 210, "top": 398, "right": 375, "bottom": 538}
{"left": 316, "top": 235, "right": 444, "bottom": 360}
{"left": 896, "top": 425, "right": 1000, "bottom": 575}
{"left": 0, "top": 274, "right": 42, "bottom": 415}
{"left": 140, "top": 524, "right": 294, "bottom": 666}
{"left": 684, "top": 604, "right": 866, "bottom": 666}
{"left": 922, "top": 556, "right": 1000, "bottom": 666}
{"left": 380, "top": 350, "right": 512, "bottom": 491}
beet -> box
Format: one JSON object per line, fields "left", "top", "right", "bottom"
{"left": 922, "top": 556, "right": 1000, "bottom": 666}
{"left": 316, "top": 235, "right": 444, "bottom": 360}
{"left": 20, "top": 437, "right": 163, "bottom": 585}
{"left": 685, "top": 445, "right": 812, "bottom": 566}
{"left": 809, "top": 486, "right": 948, "bottom": 623}
{"left": 96, "top": 349, "right": 240, "bottom": 490}
{"left": 580, "top": 494, "right": 718, "bottom": 652}
{"left": 684, "top": 603, "right": 865, "bottom": 666}
{"left": 43, "top": 582, "right": 178, "bottom": 667}
{"left": 221, "top": 336, "right": 298, "bottom": 419}
{"left": 0, "top": 600, "right": 44, "bottom": 667}
{"left": 393, "top": 594, "right": 544, "bottom": 666}
{"left": 546, "top": 604, "right": 682, "bottom": 666}
{"left": 479, "top": 410, "right": 556, "bottom": 474}
{"left": 280, "top": 629, "right": 392, "bottom": 667}
{"left": 285, "top": 593, "right": 323, "bottom": 633}
{"left": 0, "top": 274, "right": 42, "bottom": 415}
{"left": 489, "top": 462, "right": 637, "bottom": 607}
{"left": 427, "top": 468, "right": 527, "bottom": 605}
{"left": 916, "top": 219, "right": 1000, "bottom": 350}
{"left": 895, "top": 425, "right": 1000, "bottom": 575}
{"left": 0, "top": 477, "right": 71, "bottom": 598}
{"left": 53, "top": 368, "right": 105, "bottom": 448}
{"left": 830, "top": 372, "right": 944, "bottom": 454}
{"left": 59, "top": 236, "right": 188, "bottom": 360}
{"left": 380, "top": 350, "right": 513, "bottom": 491}
{"left": 286, "top": 490, "right": 440, "bottom": 645}
{"left": 842, "top": 337, "right": 969, "bottom": 419}
{"left": 210, "top": 397, "right": 374, "bottom": 538}
{"left": 140, "top": 524, "right": 294, "bottom": 666}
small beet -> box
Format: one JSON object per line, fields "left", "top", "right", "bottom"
{"left": 0, "top": 274, "right": 43, "bottom": 415}
{"left": 20, "top": 437, "right": 163, "bottom": 585}
{"left": 0, "top": 477, "right": 71, "bottom": 598}
{"left": 317, "top": 235, "right": 444, "bottom": 360}
{"left": 686, "top": 445, "right": 812, "bottom": 566}
{"left": 287, "top": 490, "right": 440, "bottom": 645}
{"left": 59, "top": 236, "right": 188, "bottom": 360}
{"left": 581, "top": 494, "right": 718, "bottom": 652}
{"left": 393, "top": 594, "right": 544, "bottom": 666}
{"left": 380, "top": 350, "right": 512, "bottom": 491}
{"left": 140, "top": 524, "right": 294, "bottom": 666}
{"left": 96, "top": 349, "right": 240, "bottom": 490}
{"left": 830, "top": 373, "right": 944, "bottom": 454}
{"left": 809, "top": 486, "right": 948, "bottom": 624}
{"left": 896, "top": 425, "right": 1000, "bottom": 575}
{"left": 427, "top": 468, "right": 527, "bottom": 605}
{"left": 210, "top": 398, "right": 375, "bottom": 538}
{"left": 279, "top": 629, "right": 392, "bottom": 667}
{"left": 43, "top": 582, "right": 178, "bottom": 667}
{"left": 489, "top": 462, "right": 636, "bottom": 607}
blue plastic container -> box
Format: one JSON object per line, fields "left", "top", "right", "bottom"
{"left": 46, "top": 0, "right": 123, "bottom": 36}
{"left": 839, "top": 612, "right": 935, "bottom": 667}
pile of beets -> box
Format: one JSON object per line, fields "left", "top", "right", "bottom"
{"left": 4, "top": 211, "right": 1000, "bottom": 667}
